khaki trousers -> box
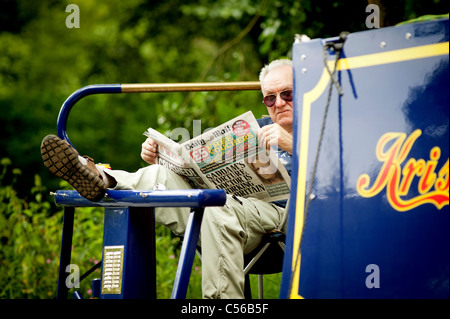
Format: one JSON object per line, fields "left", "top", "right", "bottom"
{"left": 105, "top": 165, "right": 285, "bottom": 299}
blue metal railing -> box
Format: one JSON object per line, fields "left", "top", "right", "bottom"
{"left": 56, "top": 84, "right": 122, "bottom": 147}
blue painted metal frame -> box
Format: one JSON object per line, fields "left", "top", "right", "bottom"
{"left": 55, "top": 189, "right": 226, "bottom": 299}
{"left": 55, "top": 189, "right": 226, "bottom": 208}
{"left": 100, "top": 205, "right": 156, "bottom": 299}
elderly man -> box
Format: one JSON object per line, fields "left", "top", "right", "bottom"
{"left": 41, "top": 59, "right": 294, "bottom": 298}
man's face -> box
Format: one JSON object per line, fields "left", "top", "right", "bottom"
{"left": 261, "top": 65, "right": 294, "bottom": 132}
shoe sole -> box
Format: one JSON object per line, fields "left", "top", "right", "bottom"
{"left": 41, "top": 135, "right": 106, "bottom": 201}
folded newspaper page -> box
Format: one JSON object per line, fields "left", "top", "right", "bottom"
{"left": 144, "top": 111, "right": 291, "bottom": 202}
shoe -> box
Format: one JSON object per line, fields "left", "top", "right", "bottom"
{"left": 40, "top": 134, "right": 106, "bottom": 201}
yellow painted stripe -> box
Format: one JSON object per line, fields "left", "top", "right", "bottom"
{"left": 289, "top": 41, "right": 449, "bottom": 299}
{"left": 337, "top": 42, "right": 449, "bottom": 70}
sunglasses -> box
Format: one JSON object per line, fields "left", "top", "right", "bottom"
{"left": 262, "top": 89, "right": 293, "bottom": 107}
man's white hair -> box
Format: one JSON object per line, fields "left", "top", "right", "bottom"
{"left": 259, "top": 59, "right": 293, "bottom": 82}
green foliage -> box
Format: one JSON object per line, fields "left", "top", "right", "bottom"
{"left": 1, "top": 0, "right": 447, "bottom": 299}
{"left": 154, "top": 224, "right": 203, "bottom": 299}
{"left": 0, "top": 158, "right": 103, "bottom": 298}
{"left": 1, "top": 158, "right": 59, "bottom": 298}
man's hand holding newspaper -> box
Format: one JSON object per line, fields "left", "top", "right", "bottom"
{"left": 144, "top": 111, "right": 291, "bottom": 202}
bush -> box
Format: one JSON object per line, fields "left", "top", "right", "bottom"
{"left": 0, "top": 158, "right": 105, "bottom": 298}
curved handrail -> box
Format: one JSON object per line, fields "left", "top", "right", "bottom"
{"left": 56, "top": 82, "right": 261, "bottom": 148}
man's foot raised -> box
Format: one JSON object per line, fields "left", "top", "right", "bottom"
{"left": 40, "top": 135, "right": 106, "bottom": 201}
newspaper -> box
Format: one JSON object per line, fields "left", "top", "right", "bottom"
{"left": 144, "top": 111, "right": 291, "bottom": 202}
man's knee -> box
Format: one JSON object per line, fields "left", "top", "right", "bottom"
{"left": 137, "top": 164, "right": 169, "bottom": 185}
